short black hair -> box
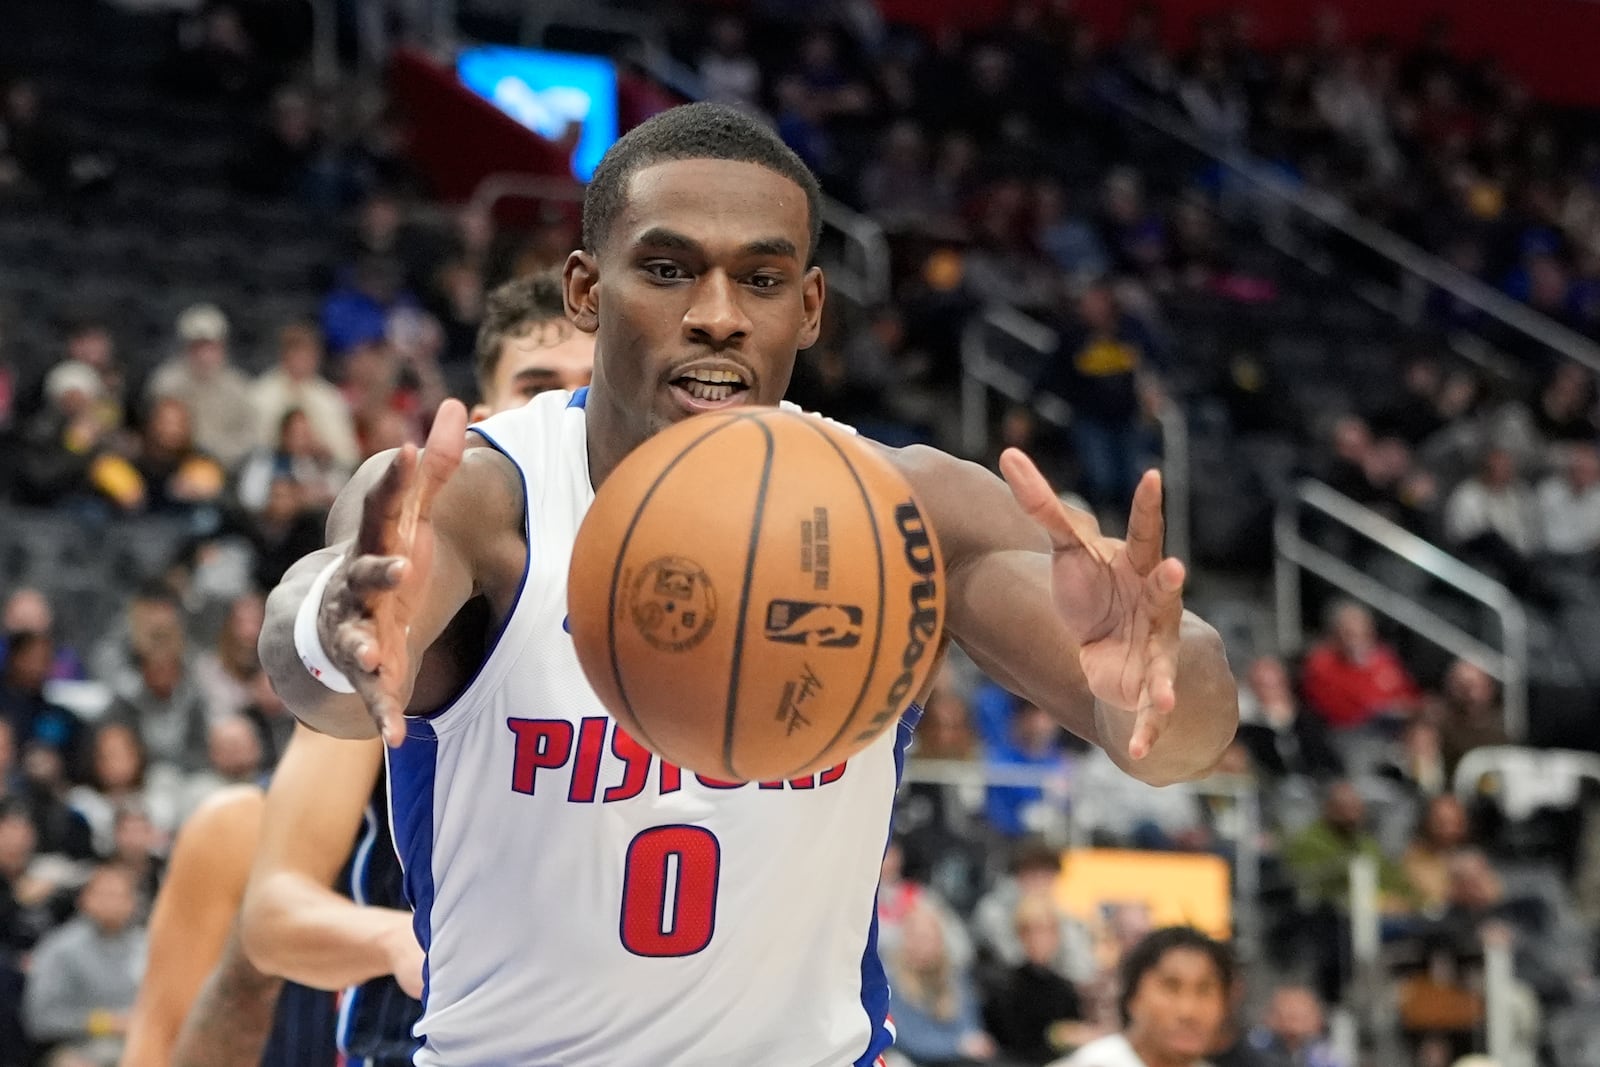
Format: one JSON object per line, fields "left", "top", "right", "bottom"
{"left": 581, "top": 102, "right": 823, "bottom": 263}
{"left": 474, "top": 270, "right": 571, "bottom": 391}
{"left": 1118, "top": 926, "right": 1234, "bottom": 1025}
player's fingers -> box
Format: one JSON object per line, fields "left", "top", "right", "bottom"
{"left": 358, "top": 444, "right": 418, "bottom": 556}
{"left": 333, "top": 619, "right": 382, "bottom": 675}
{"left": 998, "top": 448, "right": 1101, "bottom": 554}
{"left": 415, "top": 399, "right": 468, "bottom": 515}
{"left": 344, "top": 555, "right": 409, "bottom": 597}
{"left": 1141, "top": 557, "right": 1187, "bottom": 621}
{"left": 1125, "top": 469, "right": 1166, "bottom": 575}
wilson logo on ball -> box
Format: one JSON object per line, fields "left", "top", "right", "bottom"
{"left": 854, "top": 501, "right": 940, "bottom": 743}
{"left": 762, "top": 600, "right": 864, "bottom": 648}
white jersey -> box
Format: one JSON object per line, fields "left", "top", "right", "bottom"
{"left": 386, "top": 388, "right": 915, "bottom": 1066}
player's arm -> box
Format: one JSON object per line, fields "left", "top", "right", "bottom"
{"left": 119, "top": 786, "right": 264, "bottom": 1067}
{"left": 240, "top": 724, "right": 422, "bottom": 995}
{"left": 889, "top": 445, "right": 1237, "bottom": 786}
{"left": 170, "top": 927, "right": 282, "bottom": 1067}
{"left": 259, "top": 400, "right": 519, "bottom": 743}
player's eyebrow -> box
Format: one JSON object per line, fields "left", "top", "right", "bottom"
{"left": 511, "top": 368, "right": 559, "bottom": 384}
{"left": 633, "top": 228, "right": 798, "bottom": 262}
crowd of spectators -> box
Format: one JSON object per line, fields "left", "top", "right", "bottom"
{"left": 2, "top": 1, "right": 1599, "bottom": 1065}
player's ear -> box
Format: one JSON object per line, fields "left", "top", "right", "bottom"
{"left": 797, "top": 265, "right": 825, "bottom": 350}
{"left": 565, "top": 249, "right": 600, "bottom": 334}
{"left": 469, "top": 401, "right": 492, "bottom": 423}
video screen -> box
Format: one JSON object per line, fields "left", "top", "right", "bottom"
{"left": 456, "top": 45, "right": 619, "bottom": 181}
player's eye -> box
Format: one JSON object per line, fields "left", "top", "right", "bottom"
{"left": 643, "top": 261, "right": 689, "bottom": 282}
{"left": 746, "top": 273, "right": 782, "bottom": 290}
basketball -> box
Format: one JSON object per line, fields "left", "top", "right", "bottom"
{"left": 567, "top": 408, "right": 946, "bottom": 782}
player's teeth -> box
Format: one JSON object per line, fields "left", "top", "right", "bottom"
{"left": 684, "top": 380, "right": 733, "bottom": 401}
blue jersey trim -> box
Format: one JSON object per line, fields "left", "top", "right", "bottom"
{"left": 387, "top": 722, "right": 440, "bottom": 1053}
{"left": 335, "top": 804, "right": 381, "bottom": 1053}
{"left": 567, "top": 386, "right": 589, "bottom": 409}
{"left": 407, "top": 424, "right": 532, "bottom": 728}
{"left": 854, "top": 702, "right": 922, "bottom": 1066}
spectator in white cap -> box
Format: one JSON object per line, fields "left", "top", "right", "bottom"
{"left": 145, "top": 303, "right": 257, "bottom": 471}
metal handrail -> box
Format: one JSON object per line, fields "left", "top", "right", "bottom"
{"left": 1107, "top": 93, "right": 1600, "bottom": 376}
{"left": 902, "top": 756, "right": 1260, "bottom": 956}
{"left": 465, "top": 174, "right": 586, "bottom": 220}
{"left": 1274, "top": 479, "right": 1528, "bottom": 739}
{"left": 959, "top": 305, "right": 1193, "bottom": 563}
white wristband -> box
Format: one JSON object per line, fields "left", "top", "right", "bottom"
{"left": 294, "top": 557, "right": 358, "bottom": 694}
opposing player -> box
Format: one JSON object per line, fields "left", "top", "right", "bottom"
{"left": 260, "top": 103, "right": 1238, "bottom": 1065}
{"left": 124, "top": 271, "right": 588, "bottom": 1066}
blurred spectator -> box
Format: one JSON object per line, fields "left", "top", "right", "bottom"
{"left": 228, "top": 86, "right": 321, "bottom": 200}
{"left": 322, "top": 257, "right": 425, "bottom": 360}
{"left": 129, "top": 397, "right": 226, "bottom": 520}
{"left": 1209, "top": 972, "right": 1271, "bottom": 1067}
{"left": 17, "top": 742, "right": 94, "bottom": 862}
{"left": 0, "top": 589, "right": 83, "bottom": 682}
{"left": 973, "top": 839, "right": 1095, "bottom": 986}
{"left": 191, "top": 594, "right": 264, "bottom": 724}
{"left": 107, "top": 806, "right": 163, "bottom": 916}
{"left": 986, "top": 893, "right": 1095, "bottom": 1065}
{"left": 858, "top": 121, "right": 942, "bottom": 231}
{"left": 1034, "top": 180, "right": 1110, "bottom": 279}
{"left": 1282, "top": 780, "right": 1412, "bottom": 913}
{"left": 1369, "top": 356, "right": 1447, "bottom": 447}
{"left": 0, "top": 634, "right": 87, "bottom": 780}
{"left": 1245, "top": 985, "right": 1344, "bottom": 1067}
{"left": 249, "top": 322, "right": 360, "bottom": 472}
{"left": 1035, "top": 281, "right": 1163, "bottom": 516}
{"left": 145, "top": 304, "right": 257, "bottom": 471}
{"left": 107, "top": 633, "right": 209, "bottom": 775}
{"left": 1300, "top": 601, "right": 1423, "bottom": 732}
{"left": 1048, "top": 926, "right": 1231, "bottom": 1067}
{"left": 1179, "top": 52, "right": 1249, "bottom": 148}
{"left": 1531, "top": 364, "right": 1597, "bottom": 445}
{"left": 176, "top": 716, "right": 262, "bottom": 821}
{"left": 901, "top": 685, "right": 988, "bottom": 910}
{"left": 1433, "top": 661, "right": 1509, "bottom": 779}
{"left": 239, "top": 666, "right": 294, "bottom": 766}
{"left": 1234, "top": 656, "right": 1344, "bottom": 782}
{"left": 1536, "top": 444, "right": 1600, "bottom": 558}
{"left": 698, "top": 15, "right": 762, "bottom": 111}
{"left": 0, "top": 78, "right": 114, "bottom": 199}
{"left": 886, "top": 900, "right": 997, "bottom": 1066}
{"left": 1442, "top": 447, "right": 1540, "bottom": 578}
{"left": 242, "top": 475, "right": 326, "bottom": 590}
{"left": 66, "top": 723, "right": 171, "bottom": 857}
{"left": 235, "top": 408, "right": 347, "bottom": 514}
{"left": 15, "top": 321, "right": 127, "bottom": 429}
{"left": 1403, "top": 794, "right": 1473, "bottom": 916}
{"left": 87, "top": 587, "right": 181, "bottom": 688}
{"left": 21, "top": 863, "right": 144, "bottom": 1067}
{"left": 1374, "top": 718, "right": 1449, "bottom": 800}
{"left": 984, "top": 701, "right": 1071, "bottom": 839}
{"left": 0, "top": 802, "right": 69, "bottom": 955}
{"left": 16, "top": 362, "right": 129, "bottom": 513}
{"left": 159, "top": 1, "right": 270, "bottom": 101}
{"left": 877, "top": 837, "right": 974, "bottom": 973}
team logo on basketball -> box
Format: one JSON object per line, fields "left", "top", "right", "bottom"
{"left": 629, "top": 557, "right": 717, "bottom": 652}
{"left": 763, "top": 600, "right": 863, "bottom": 648}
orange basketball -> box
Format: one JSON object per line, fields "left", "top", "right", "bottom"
{"left": 567, "top": 408, "right": 946, "bottom": 782}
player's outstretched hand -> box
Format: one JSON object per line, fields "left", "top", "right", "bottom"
{"left": 999, "top": 448, "right": 1186, "bottom": 762}
{"left": 317, "top": 400, "right": 468, "bottom": 746}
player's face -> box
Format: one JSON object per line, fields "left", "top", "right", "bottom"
{"left": 474, "top": 322, "right": 596, "bottom": 420}
{"left": 1125, "top": 947, "right": 1227, "bottom": 1062}
{"left": 567, "top": 158, "right": 824, "bottom": 440}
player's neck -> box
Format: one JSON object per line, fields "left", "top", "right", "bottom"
{"left": 1126, "top": 1032, "right": 1197, "bottom": 1067}
{"left": 583, "top": 385, "right": 643, "bottom": 492}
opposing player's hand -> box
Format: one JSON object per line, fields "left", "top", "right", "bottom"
{"left": 317, "top": 400, "right": 468, "bottom": 746}
{"left": 999, "top": 449, "right": 1185, "bottom": 761}
{"left": 380, "top": 910, "right": 426, "bottom": 998}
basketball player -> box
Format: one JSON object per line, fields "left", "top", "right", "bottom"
{"left": 123, "top": 271, "right": 590, "bottom": 1067}
{"left": 1047, "top": 927, "right": 1232, "bottom": 1067}
{"left": 259, "top": 102, "right": 1238, "bottom": 1065}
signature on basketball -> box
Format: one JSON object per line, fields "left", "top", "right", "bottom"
{"left": 776, "top": 664, "right": 824, "bottom": 736}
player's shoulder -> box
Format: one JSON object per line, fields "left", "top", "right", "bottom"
{"left": 183, "top": 783, "right": 267, "bottom": 840}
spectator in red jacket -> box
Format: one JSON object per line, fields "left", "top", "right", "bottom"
{"left": 1300, "top": 601, "right": 1423, "bottom": 731}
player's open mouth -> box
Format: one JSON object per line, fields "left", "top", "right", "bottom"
{"left": 669, "top": 368, "right": 751, "bottom": 412}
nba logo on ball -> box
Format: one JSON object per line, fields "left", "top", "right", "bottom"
{"left": 567, "top": 409, "right": 946, "bottom": 781}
